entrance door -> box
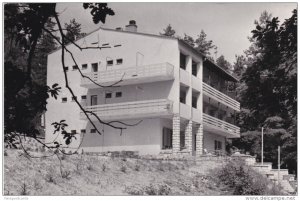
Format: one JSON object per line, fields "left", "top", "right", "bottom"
{"left": 91, "top": 95, "right": 98, "bottom": 106}
{"left": 92, "top": 63, "right": 98, "bottom": 72}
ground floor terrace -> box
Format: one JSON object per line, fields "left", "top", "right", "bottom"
{"left": 78, "top": 115, "right": 237, "bottom": 156}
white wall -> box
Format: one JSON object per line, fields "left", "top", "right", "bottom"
{"left": 45, "top": 28, "right": 180, "bottom": 149}
{"left": 203, "top": 130, "right": 226, "bottom": 153}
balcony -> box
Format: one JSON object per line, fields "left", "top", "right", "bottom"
{"left": 80, "top": 99, "right": 173, "bottom": 121}
{"left": 203, "top": 113, "right": 240, "bottom": 138}
{"left": 81, "top": 63, "right": 174, "bottom": 88}
{"left": 202, "top": 82, "right": 240, "bottom": 111}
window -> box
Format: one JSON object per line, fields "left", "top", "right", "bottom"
{"left": 72, "top": 65, "right": 78, "bottom": 70}
{"left": 107, "top": 60, "right": 113, "bottom": 66}
{"left": 71, "top": 130, "right": 77, "bottom": 134}
{"left": 80, "top": 129, "right": 86, "bottom": 134}
{"left": 92, "top": 63, "right": 98, "bottom": 72}
{"left": 115, "top": 92, "right": 122, "bottom": 98}
{"left": 214, "top": 140, "right": 222, "bottom": 150}
{"left": 116, "top": 58, "right": 123, "bottom": 65}
{"left": 192, "top": 96, "right": 198, "bottom": 108}
{"left": 192, "top": 61, "right": 198, "bottom": 76}
{"left": 82, "top": 64, "right": 88, "bottom": 70}
{"left": 81, "top": 95, "right": 87, "bottom": 100}
{"left": 162, "top": 128, "right": 172, "bottom": 149}
{"left": 62, "top": 97, "right": 67, "bottom": 103}
{"left": 90, "top": 129, "right": 96, "bottom": 133}
{"left": 180, "top": 53, "right": 187, "bottom": 70}
{"left": 64, "top": 66, "right": 69, "bottom": 71}
{"left": 71, "top": 96, "right": 77, "bottom": 101}
{"left": 114, "top": 44, "right": 122, "bottom": 47}
{"left": 91, "top": 95, "right": 97, "bottom": 106}
{"left": 105, "top": 92, "right": 112, "bottom": 99}
{"left": 180, "top": 131, "right": 185, "bottom": 149}
{"left": 180, "top": 90, "right": 186, "bottom": 104}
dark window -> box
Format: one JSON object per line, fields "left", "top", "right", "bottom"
{"left": 162, "top": 128, "right": 172, "bottom": 149}
{"left": 214, "top": 140, "right": 222, "bottom": 150}
{"left": 192, "top": 62, "right": 198, "bottom": 76}
{"left": 180, "top": 90, "right": 186, "bottom": 104}
{"left": 64, "top": 66, "right": 69, "bottom": 71}
{"left": 90, "top": 129, "right": 96, "bottom": 133}
{"left": 72, "top": 65, "right": 78, "bottom": 70}
{"left": 192, "top": 96, "right": 198, "bottom": 108}
{"left": 71, "top": 96, "right": 77, "bottom": 101}
{"left": 105, "top": 92, "right": 112, "bottom": 98}
{"left": 180, "top": 131, "right": 185, "bottom": 149}
{"left": 116, "top": 59, "right": 123, "bottom": 65}
{"left": 80, "top": 129, "right": 86, "bottom": 133}
{"left": 62, "top": 97, "right": 67, "bottom": 103}
{"left": 71, "top": 130, "right": 77, "bottom": 134}
{"left": 81, "top": 95, "right": 87, "bottom": 100}
{"left": 114, "top": 44, "right": 122, "bottom": 47}
{"left": 92, "top": 63, "right": 98, "bottom": 72}
{"left": 180, "top": 53, "right": 187, "bottom": 70}
{"left": 91, "top": 95, "right": 97, "bottom": 106}
{"left": 115, "top": 92, "right": 122, "bottom": 98}
{"left": 102, "top": 43, "right": 109, "bottom": 46}
{"left": 82, "top": 64, "right": 88, "bottom": 70}
{"left": 107, "top": 60, "right": 113, "bottom": 66}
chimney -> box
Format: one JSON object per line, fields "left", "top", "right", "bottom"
{"left": 125, "top": 20, "right": 137, "bottom": 32}
{"left": 115, "top": 27, "right": 123, "bottom": 31}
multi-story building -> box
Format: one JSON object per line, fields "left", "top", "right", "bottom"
{"left": 46, "top": 20, "right": 240, "bottom": 156}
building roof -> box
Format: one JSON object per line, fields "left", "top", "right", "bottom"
{"left": 49, "top": 26, "right": 238, "bottom": 82}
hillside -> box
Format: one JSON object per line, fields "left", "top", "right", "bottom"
{"left": 4, "top": 149, "right": 232, "bottom": 196}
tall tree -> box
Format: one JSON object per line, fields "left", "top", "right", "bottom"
{"left": 194, "top": 30, "right": 216, "bottom": 57}
{"left": 216, "top": 55, "right": 232, "bottom": 71}
{"left": 160, "top": 24, "right": 176, "bottom": 37}
{"left": 232, "top": 9, "right": 297, "bottom": 174}
{"left": 183, "top": 33, "right": 195, "bottom": 47}
{"left": 64, "top": 18, "right": 86, "bottom": 44}
{"left": 233, "top": 55, "right": 247, "bottom": 79}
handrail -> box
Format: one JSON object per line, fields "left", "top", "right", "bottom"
{"left": 203, "top": 113, "right": 240, "bottom": 136}
{"left": 81, "top": 63, "right": 174, "bottom": 86}
{"left": 203, "top": 82, "right": 240, "bottom": 111}
{"left": 81, "top": 99, "right": 173, "bottom": 119}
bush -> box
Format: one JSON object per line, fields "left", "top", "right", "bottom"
{"left": 4, "top": 150, "right": 8, "bottom": 156}
{"left": 144, "top": 183, "right": 171, "bottom": 195}
{"left": 87, "top": 164, "right": 93, "bottom": 171}
{"left": 61, "top": 170, "right": 71, "bottom": 179}
{"left": 45, "top": 168, "right": 56, "bottom": 184}
{"left": 121, "top": 164, "right": 127, "bottom": 173}
{"left": 125, "top": 185, "right": 144, "bottom": 195}
{"left": 214, "top": 159, "right": 282, "bottom": 195}
{"left": 134, "top": 163, "right": 140, "bottom": 171}
{"left": 20, "top": 182, "right": 29, "bottom": 195}
{"left": 102, "top": 163, "right": 107, "bottom": 172}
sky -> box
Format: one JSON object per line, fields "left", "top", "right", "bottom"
{"left": 56, "top": 2, "right": 297, "bottom": 63}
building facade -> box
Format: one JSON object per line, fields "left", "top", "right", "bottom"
{"left": 46, "top": 21, "right": 240, "bottom": 156}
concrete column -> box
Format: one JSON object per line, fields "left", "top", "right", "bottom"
{"left": 172, "top": 114, "right": 180, "bottom": 153}
{"left": 184, "top": 120, "right": 193, "bottom": 153}
{"left": 196, "top": 124, "right": 203, "bottom": 156}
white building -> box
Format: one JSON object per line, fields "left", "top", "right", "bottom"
{"left": 46, "top": 20, "right": 240, "bottom": 156}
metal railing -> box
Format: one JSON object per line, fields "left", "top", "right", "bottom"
{"left": 203, "top": 82, "right": 240, "bottom": 111}
{"left": 203, "top": 113, "right": 240, "bottom": 137}
{"left": 80, "top": 99, "right": 173, "bottom": 120}
{"left": 81, "top": 62, "right": 174, "bottom": 86}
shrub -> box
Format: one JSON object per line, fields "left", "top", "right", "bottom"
{"left": 144, "top": 183, "right": 171, "bottom": 195}
{"left": 20, "top": 182, "right": 29, "bottom": 195}
{"left": 4, "top": 150, "right": 8, "bottom": 156}
{"left": 102, "top": 163, "right": 107, "bottom": 172}
{"left": 87, "top": 164, "right": 93, "bottom": 171}
{"left": 33, "top": 179, "right": 42, "bottom": 190}
{"left": 214, "top": 159, "right": 282, "bottom": 195}
{"left": 134, "top": 163, "right": 140, "bottom": 171}
{"left": 121, "top": 164, "right": 127, "bottom": 173}
{"left": 125, "top": 185, "right": 144, "bottom": 195}
{"left": 45, "top": 168, "right": 56, "bottom": 183}
{"left": 61, "top": 170, "right": 71, "bottom": 179}
{"left": 158, "top": 161, "right": 164, "bottom": 172}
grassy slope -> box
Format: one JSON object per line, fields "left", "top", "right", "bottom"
{"left": 4, "top": 149, "right": 230, "bottom": 196}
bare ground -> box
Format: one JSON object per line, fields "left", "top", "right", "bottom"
{"left": 4, "top": 149, "right": 231, "bottom": 196}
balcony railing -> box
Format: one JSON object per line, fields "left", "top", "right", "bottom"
{"left": 203, "top": 113, "right": 240, "bottom": 138}
{"left": 80, "top": 99, "right": 173, "bottom": 121}
{"left": 203, "top": 82, "right": 240, "bottom": 111}
{"left": 81, "top": 63, "right": 174, "bottom": 88}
